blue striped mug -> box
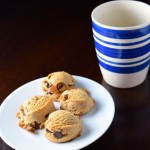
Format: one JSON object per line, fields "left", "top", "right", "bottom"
{"left": 92, "top": 0, "right": 150, "bottom": 88}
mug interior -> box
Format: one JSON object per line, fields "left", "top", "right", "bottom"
{"left": 92, "top": 1, "right": 150, "bottom": 28}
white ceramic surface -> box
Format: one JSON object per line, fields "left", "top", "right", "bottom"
{"left": 100, "top": 66, "right": 149, "bottom": 88}
{"left": 0, "top": 76, "right": 115, "bottom": 150}
{"left": 92, "top": 0, "right": 150, "bottom": 29}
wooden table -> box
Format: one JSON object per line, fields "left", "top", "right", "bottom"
{"left": 0, "top": 1, "right": 149, "bottom": 150}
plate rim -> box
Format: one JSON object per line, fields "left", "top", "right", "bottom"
{"left": 0, "top": 75, "right": 115, "bottom": 150}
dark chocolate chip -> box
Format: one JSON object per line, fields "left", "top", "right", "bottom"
{"left": 68, "top": 84, "right": 73, "bottom": 87}
{"left": 45, "top": 128, "right": 51, "bottom": 133}
{"left": 34, "top": 121, "right": 41, "bottom": 129}
{"left": 46, "top": 91, "right": 53, "bottom": 95}
{"left": 57, "top": 82, "right": 66, "bottom": 92}
{"left": 45, "top": 113, "right": 49, "bottom": 118}
{"left": 45, "top": 82, "right": 50, "bottom": 88}
{"left": 53, "top": 131, "right": 63, "bottom": 139}
{"left": 60, "top": 106, "right": 63, "bottom": 110}
{"left": 32, "top": 121, "right": 41, "bottom": 130}
{"left": 64, "top": 94, "right": 68, "bottom": 100}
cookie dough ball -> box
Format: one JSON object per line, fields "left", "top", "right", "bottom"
{"left": 16, "top": 95, "right": 56, "bottom": 132}
{"left": 59, "top": 88, "right": 95, "bottom": 115}
{"left": 42, "top": 71, "right": 75, "bottom": 101}
{"left": 44, "top": 110, "right": 82, "bottom": 143}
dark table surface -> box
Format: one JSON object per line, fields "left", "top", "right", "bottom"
{"left": 0, "top": 0, "right": 150, "bottom": 150}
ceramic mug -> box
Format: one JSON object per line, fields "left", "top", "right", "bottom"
{"left": 91, "top": 0, "right": 150, "bottom": 88}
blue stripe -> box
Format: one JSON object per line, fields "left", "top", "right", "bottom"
{"left": 92, "top": 21, "right": 150, "bottom": 39}
{"left": 98, "top": 59, "right": 149, "bottom": 74}
{"left": 97, "top": 54, "right": 150, "bottom": 65}
{"left": 95, "top": 40, "right": 150, "bottom": 59}
{"left": 94, "top": 34, "right": 150, "bottom": 46}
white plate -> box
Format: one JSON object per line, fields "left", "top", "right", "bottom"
{"left": 0, "top": 76, "right": 115, "bottom": 150}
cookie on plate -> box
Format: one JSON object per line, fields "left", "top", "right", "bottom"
{"left": 16, "top": 95, "right": 56, "bottom": 132}
{"left": 44, "top": 110, "right": 82, "bottom": 143}
{"left": 42, "top": 71, "right": 75, "bottom": 101}
{"left": 59, "top": 88, "right": 95, "bottom": 115}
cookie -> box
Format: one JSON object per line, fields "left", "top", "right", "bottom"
{"left": 59, "top": 88, "right": 95, "bottom": 115}
{"left": 44, "top": 110, "right": 82, "bottom": 143}
{"left": 42, "top": 71, "right": 75, "bottom": 101}
{"left": 16, "top": 95, "right": 56, "bottom": 132}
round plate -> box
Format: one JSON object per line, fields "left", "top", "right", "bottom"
{"left": 0, "top": 76, "right": 115, "bottom": 150}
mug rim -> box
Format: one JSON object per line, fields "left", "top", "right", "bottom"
{"left": 91, "top": 0, "right": 150, "bottom": 30}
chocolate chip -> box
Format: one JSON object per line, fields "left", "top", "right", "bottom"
{"left": 45, "top": 128, "right": 51, "bottom": 133}
{"left": 45, "top": 113, "right": 49, "bottom": 118}
{"left": 32, "top": 121, "right": 41, "bottom": 130}
{"left": 53, "top": 131, "right": 63, "bottom": 139}
{"left": 64, "top": 94, "right": 68, "bottom": 100}
{"left": 68, "top": 84, "right": 73, "bottom": 87}
{"left": 34, "top": 122, "right": 41, "bottom": 129}
{"left": 46, "top": 91, "right": 53, "bottom": 95}
{"left": 60, "top": 106, "right": 63, "bottom": 110}
{"left": 57, "top": 82, "right": 66, "bottom": 92}
{"left": 45, "top": 81, "right": 50, "bottom": 88}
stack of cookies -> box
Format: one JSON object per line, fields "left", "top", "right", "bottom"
{"left": 16, "top": 71, "right": 95, "bottom": 143}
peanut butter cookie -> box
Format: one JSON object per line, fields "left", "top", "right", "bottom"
{"left": 44, "top": 110, "right": 82, "bottom": 143}
{"left": 59, "top": 88, "right": 95, "bottom": 115}
{"left": 42, "top": 71, "right": 75, "bottom": 101}
{"left": 16, "top": 95, "right": 56, "bottom": 133}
